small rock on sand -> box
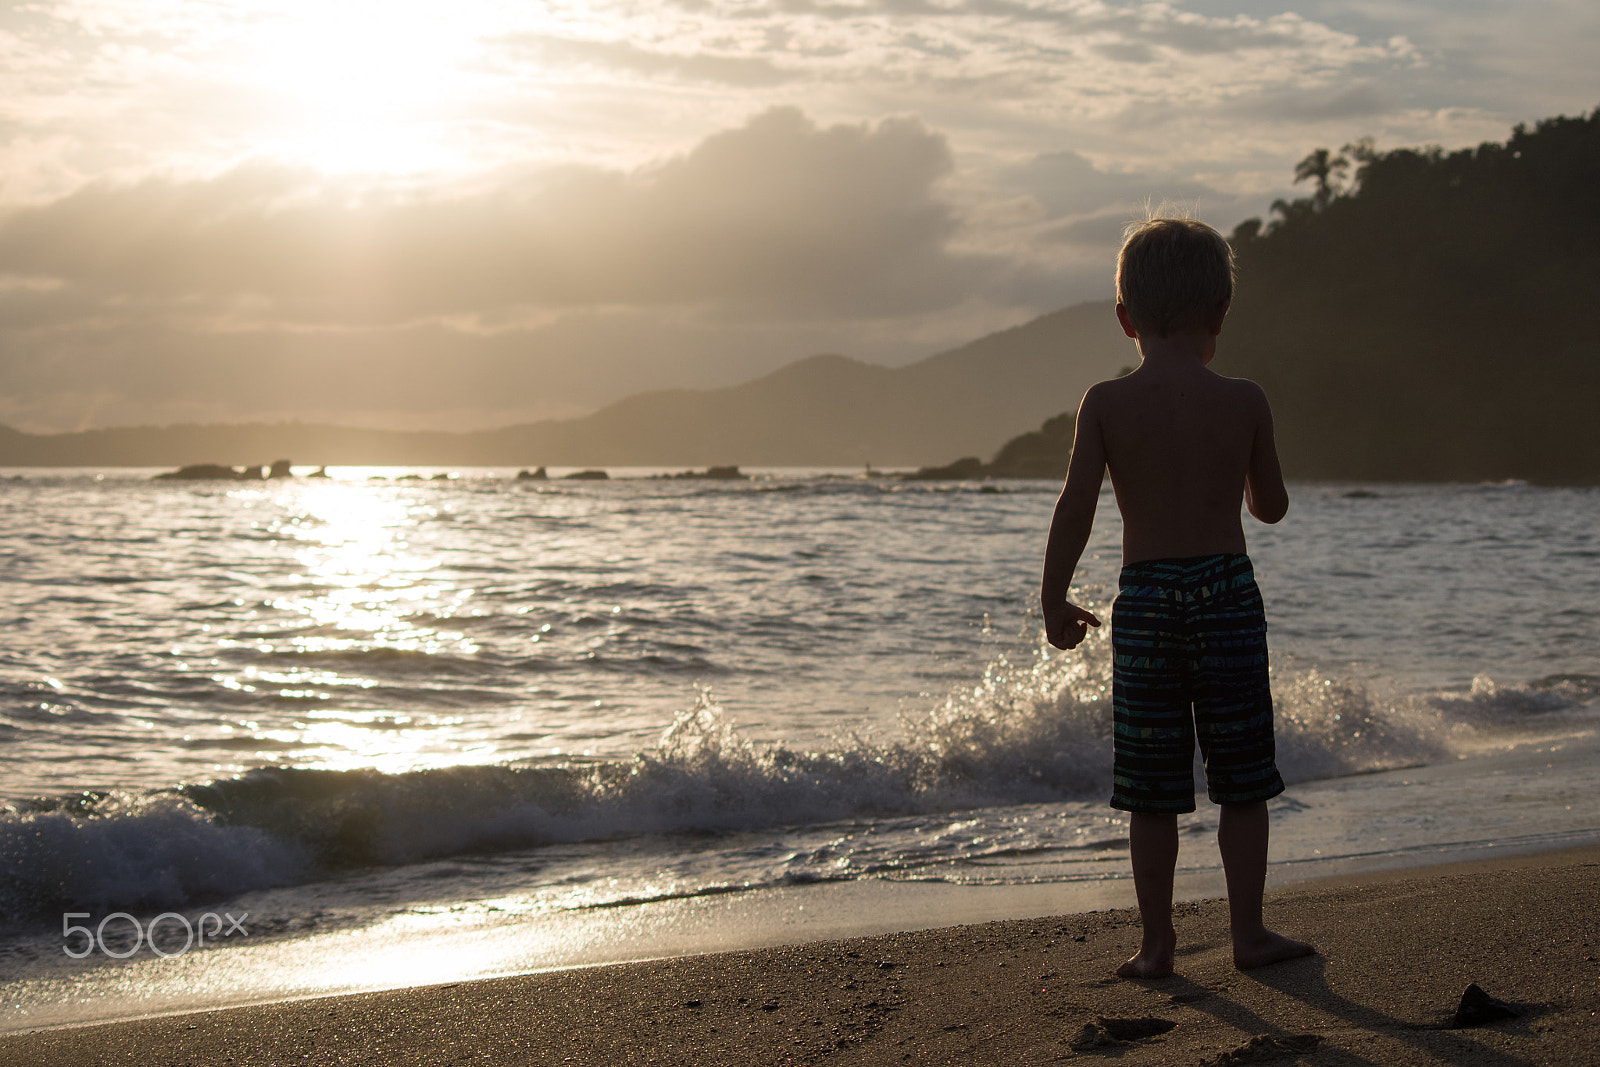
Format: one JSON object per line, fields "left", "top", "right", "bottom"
{"left": 1198, "top": 1033, "right": 1321, "bottom": 1066}
{"left": 1449, "top": 983, "right": 1521, "bottom": 1028}
{"left": 1069, "top": 1015, "right": 1176, "bottom": 1051}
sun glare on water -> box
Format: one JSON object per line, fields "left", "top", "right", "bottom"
{"left": 239, "top": 483, "right": 487, "bottom": 774}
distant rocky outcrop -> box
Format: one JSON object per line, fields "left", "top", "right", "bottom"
{"left": 155, "top": 459, "right": 295, "bottom": 481}
{"left": 906, "top": 412, "right": 1075, "bottom": 480}
{"left": 653, "top": 465, "right": 746, "bottom": 480}
{"left": 903, "top": 456, "right": 985, "bottom": 481}
{"left": 516, "top": 467, "right": 548, "bottom": 480}
{"left": 563, "top": 469, "right": 609, "bottom": 480}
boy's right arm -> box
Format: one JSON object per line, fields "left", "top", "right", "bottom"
{"left": 1041, "top": 388, "right": 1106, "bottom": 650}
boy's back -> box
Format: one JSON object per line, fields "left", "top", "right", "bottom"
{"left": 1079, "top": 354, "right": 1284, "bottom": 564}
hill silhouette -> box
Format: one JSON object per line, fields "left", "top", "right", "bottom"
{"left": 0, "top": 302, "right": 1128, "bottom": 468}
{"left": 909, "top": 107, "right": 1600, "bottom": 486}
{"left": 1220, "top": 107, "right": 1600, "bottom": 483}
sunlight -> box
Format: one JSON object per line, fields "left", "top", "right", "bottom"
{"left": 281, "top": 484, "right": 472, "bottom": 654}
{"left": 234, "top": 1, "right": 501, "bottom": 174}
{"left": 239, "top": 483, "right": 489, "bottom": 773}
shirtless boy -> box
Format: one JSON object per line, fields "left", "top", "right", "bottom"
{"left": 1040, "top": 216, "right": 1315, "bottom": 979}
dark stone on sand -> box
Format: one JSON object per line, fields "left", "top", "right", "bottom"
{"left": 1069, "top": 1016, "right": 1175, "bottom": 1051}
{"left": 1449, "top": 983, "right": 1520, "bottom": 1028}
{"left": 307, "top": 466, "right": 330, "bottom": 478}
{"left": 516, "top": 467, "right": 548, "bottom": 480}
{"left": 563, "top": 469, "right": 609, "bottom": 480}
{"left": 1198, "top": 1033, "right": 1321, "bottom": 1066}
{"left": 1097, "top": 1016, "right": 1175, "bottom": 1041}
{"left": 268, "top": 459, "right": 293, "bottom": 479}
{"left": 431, "top": 473, "right": 455, "bottom": 481}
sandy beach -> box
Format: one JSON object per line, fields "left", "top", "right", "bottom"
{"left": 3, "top": 845, "right": 1596, "bottom": 1066}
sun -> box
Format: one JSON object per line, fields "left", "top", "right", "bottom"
{"left": 229, "top": 0, "right": 500, "bottom": 174}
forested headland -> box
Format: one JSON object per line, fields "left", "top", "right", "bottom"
{"left": 1219, "top": 108, "right": 1600, "bottom": 483}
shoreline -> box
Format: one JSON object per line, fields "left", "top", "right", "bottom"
{"left": 4, "top": 843, "right": 1597, "bottom": 1065}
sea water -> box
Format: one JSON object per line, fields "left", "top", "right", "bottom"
{"left": 1, "top": 470, "right": 1597, "bottom": 1028}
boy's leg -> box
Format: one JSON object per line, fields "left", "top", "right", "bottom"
{"left": 1217, "top": 801, "right": 1315, "bottom": 969}
{"left": 1119, "top": 813, "right": 1179, "bottom": 979}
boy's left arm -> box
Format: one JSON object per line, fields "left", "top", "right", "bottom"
{"left": 1041, "top": 389, "right": 1107, "bottom": 650}
{"left": 1243, "top": 382, "right": 1288, "bottom": 524}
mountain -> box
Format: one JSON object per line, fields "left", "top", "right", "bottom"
{"left": 0, "top": 301, "right": 1129, "bottom": 467}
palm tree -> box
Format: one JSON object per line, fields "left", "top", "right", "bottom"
{"left": 1293, "top": 148, "right": 1350, "bottom": 210}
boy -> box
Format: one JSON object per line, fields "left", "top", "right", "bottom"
{"left": 1040, "top": 216, "right": 1314, "bottom": 979}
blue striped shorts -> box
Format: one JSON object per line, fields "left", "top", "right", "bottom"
{"left": 1110, "top": 553, "right": 1285, "bottom": 814}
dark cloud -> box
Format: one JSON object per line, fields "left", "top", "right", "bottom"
{"left": 675, "top": 0, "right": 1338, "bottom": 57}
{"left": 501, "top": 34, "right": 798, "bottom": 87}
{"left": 1093, "top": 41, "right": 1157, "bottom": 64}
{"left": 0, "top": 108, "right": 988, "bottom": 325}
{"left": 1002, "top": 150, "right": 1219, "bottom": 219}
{"left": 0, "top": 109, "right": 1023, "bottom": 431}
{"left": 1039, "top": 212, "right": 1134, "bottom": 248}
{"left": 1236, "top": 82, "right": 1391, "bottom": 122}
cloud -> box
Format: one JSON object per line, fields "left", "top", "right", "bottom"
{"left": 0, "top": 108, "right": 990, "bottom": 326}
{"left": 1000, "top": 150, "right": 1220, "bottom": 220}
{"left": 0, "top": 108, "right": 1029, "bottom": 432}
{"left": 502, "top": 34, "right": 799, "bottom": 87}
{"left": 1233, "top": 82, "right": 1392, "bottom": 123}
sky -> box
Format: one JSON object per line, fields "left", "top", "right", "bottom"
{"left": 0, "top": 0, "right": 1594, "bottom": 433}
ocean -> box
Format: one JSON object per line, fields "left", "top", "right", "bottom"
{"left": 2, "top": 469, "right": 1598, "bottom": 1029}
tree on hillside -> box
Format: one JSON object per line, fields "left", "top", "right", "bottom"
{"left": 1291, "top": 147, "right": 1349, "bottom": 210}
{"left": 1220, "top": 107, "right": 1600, "bottom": 483}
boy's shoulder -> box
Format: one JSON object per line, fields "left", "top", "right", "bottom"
{"left": 1084, "top": 368, "right": 1268, "bottom": 408}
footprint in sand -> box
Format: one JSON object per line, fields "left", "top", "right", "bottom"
{"left": 1068, "top": 1015, "right": 1177, "bottom": 1052}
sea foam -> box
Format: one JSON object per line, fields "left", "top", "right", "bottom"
{"left": 2, "top": 638, "right": 1589, "bottom": 919}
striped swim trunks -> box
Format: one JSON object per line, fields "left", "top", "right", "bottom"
{"left": 1110, "top": 553, "right": 1285, "bottom": 814}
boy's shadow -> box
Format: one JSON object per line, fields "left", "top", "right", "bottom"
{"left": 1154, "top": 957, "right": 1541, "bottom": 1067}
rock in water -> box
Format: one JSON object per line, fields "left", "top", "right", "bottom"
{"left": 154, "top": 464, "right": 246, "bottom": 480}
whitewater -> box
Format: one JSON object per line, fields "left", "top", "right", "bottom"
{"left": 2, "top": 469, "right": 1597, "bottom": 1028}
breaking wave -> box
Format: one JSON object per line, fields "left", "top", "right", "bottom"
{"left": 3, "top": 641, "right": 1593, "bottom": 919}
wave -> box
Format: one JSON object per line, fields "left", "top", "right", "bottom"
{"left": 2, "top": 644, "right": 1591, "bottom": 920}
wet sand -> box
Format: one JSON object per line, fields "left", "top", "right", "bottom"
{"left": 3, "top": 846, "right": 1597, "bottom": 1066}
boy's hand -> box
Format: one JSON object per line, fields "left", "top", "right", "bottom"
{"left": 1044, "top": 601, "right": 1102, "bottom": 650}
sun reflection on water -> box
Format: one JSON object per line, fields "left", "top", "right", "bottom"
{"left": 224, "top": 483, "right": 493, "bottom": 774}
{"left": 282, "top": 484, "right": 475, "bottom": 656}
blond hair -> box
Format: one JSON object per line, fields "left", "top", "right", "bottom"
{"left": 1115, "top": 216, "right": 1235, "bottom": 337}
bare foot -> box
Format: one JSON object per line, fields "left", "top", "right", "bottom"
{"left": 1116, "top": 929, "right": 1176, "bottom": 979}
{"left": 1233, "top": 929, "right": 1316, "bottom": 970}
